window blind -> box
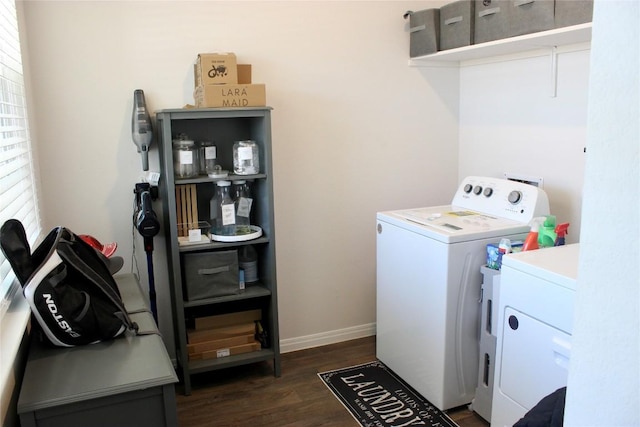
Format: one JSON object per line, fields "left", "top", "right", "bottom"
{"left": 0, "top": 0, "right": 41, "bottom": 317}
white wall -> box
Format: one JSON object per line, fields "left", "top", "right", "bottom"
{"left": 19, "top": 0, "right": 459, "bottom": 356}
{"left": 458, "top": 48, "right": 590, "bottom": 241}
{"left": 564, "top": 1, "right": 639, "bottom": 425}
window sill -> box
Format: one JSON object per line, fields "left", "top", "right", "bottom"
{"left": 0, "top": 289, "right": 30, "bottom": 422}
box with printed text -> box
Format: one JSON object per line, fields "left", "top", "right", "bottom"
{"left": 195, "top": 53, "right": 238, "bottom": 85}
{"left": 194, "top": 84, "right": 266, "bottom": 108}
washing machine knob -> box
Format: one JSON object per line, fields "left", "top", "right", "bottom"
{"left": 508, "top": 190, "right": 522, "bottom": 204}
{"left": 483, "top": 187, "right": 493, "bottom": 197}
{"left": 473, "top": 185, "right": 483, "bottom": 195}
{"left": 464, "top": 184, "right": 473, "bottom": 193}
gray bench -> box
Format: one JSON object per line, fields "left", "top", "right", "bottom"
{"left": 17, "top": 274, "right": 178, "bottom": 427}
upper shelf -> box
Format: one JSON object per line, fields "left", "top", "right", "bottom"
{"left": 409, "top": 23, "right": 592, "bottom": 66}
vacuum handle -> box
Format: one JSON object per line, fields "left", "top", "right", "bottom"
{"left": 132, "top": 89, "right": 153, "bottom": 171}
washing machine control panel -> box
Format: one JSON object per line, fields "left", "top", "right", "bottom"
{"left": 452, "top": 176, "right": 550, "bottom": 223}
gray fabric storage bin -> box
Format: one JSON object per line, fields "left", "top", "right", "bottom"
{"left": 475, "top": 0, "right": 511, "bottom": 44}
{"left": 405, "top": 8, "right": 440, "bottom": 57}
{"left": 183, "top": 250, "right": 239, "bottom": 301}
{"left": 440, "top": 0, "right": 475, "bottom": 50}
{"left": 509, "top": 0, "right": 555, "bottom": 37}
{"left": 555, "top": 0, "right": 593, "bottom": 28}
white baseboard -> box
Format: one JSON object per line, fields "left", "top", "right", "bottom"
{"left": 279, "top": 323, "right": 376, "bottom": 354}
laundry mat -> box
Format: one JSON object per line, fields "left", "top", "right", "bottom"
{"left": 318, "top": 360, "right": 458, "bottom": 427}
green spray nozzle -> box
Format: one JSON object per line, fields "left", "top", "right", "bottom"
{"left": 543, "top": 215, "right": 556, "bottom": 228}
{"left": 538, "top": 215, "right": 557, "bottom": 248}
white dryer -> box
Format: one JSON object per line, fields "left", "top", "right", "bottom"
{"left": 491, "top": 244, "right": 579, "bottom": 427}
{"left": 376, "top": 176, "right": 549, "bottom": 411}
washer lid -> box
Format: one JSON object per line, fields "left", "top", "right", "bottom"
{"left": 377, "top": 205, "right": 530, "bottom": 243}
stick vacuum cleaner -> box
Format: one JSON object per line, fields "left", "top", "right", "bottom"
{"left": 131, "top": 89, "right": 160, "bottom": 323}
{"left": 134, "top": 183, "right": 160, "bottom": 323}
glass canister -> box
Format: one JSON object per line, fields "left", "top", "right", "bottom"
{"left": 232, "top": 180, "right": 252, "bottom": 234}
{"left": 208, "top": 182, "right": 218, "bottom": 226}
{"left": 199, "top": 140, "right": 218, "bottom": 176}
{"left": 172, "top": 137, "right": 199, "bottom": 178}
{"left": 214, "top": 180, "right": 236, "bottom": 236}
{"left": 244, "top": 180, "right": 255, "bottom": 224}
{"left": 233, "top": 140, "right": 260, "bottom": 175}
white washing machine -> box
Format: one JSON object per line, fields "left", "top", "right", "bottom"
{"left": 491, "top": 244, "right": 579, "bottom": 427}
{"left": 376, "top": 176, "right": 550, "bottom": 411}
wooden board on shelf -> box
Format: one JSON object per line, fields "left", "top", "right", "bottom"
{"left": 194, "top": 310, "right": 262, "bottom": 330}
{"left": 188, "top": 341, "right": 262, "bottom": 361}
{"left": 187, "top": 334, "right": 256, "bottom": 355}
{"left": 187, "top": 322, "right": 256, "bottom": 344}
{"left": 176, "top": 184, "right": 199, "bottom": 237}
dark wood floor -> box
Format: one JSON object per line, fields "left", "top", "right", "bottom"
{"left": 175, "top": 336, "right": 489, "bottom": 427}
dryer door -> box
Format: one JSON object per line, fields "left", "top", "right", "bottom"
{"left": 498, "top": 307, "right": 571, "bottom": 411}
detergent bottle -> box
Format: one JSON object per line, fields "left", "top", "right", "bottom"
{"left": 554, "top": 223, "right": 570, "bottom": 246}
{"left": 522, "top": 217, "right": 545, "bottom": 251}
{"left": 538, "top": 215, "right": 557, "bottom": 248}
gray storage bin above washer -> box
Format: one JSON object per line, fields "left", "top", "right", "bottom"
{"left": 509, "top": 0, "right": 555, "bottom": 37}
{"left": 474, "top": 0, "right": 511, "bottom": 44}
{"left": 183, "top": 250, "right": 240, "bottom": 301}
{"left": 405, "top": 8, "right": 440, "bottom": 57}
{"left": 555, "top": 0, "right": 593, "bottom": 28}
{"left": 440, "top": 0, "right": 475, "bottom": 50}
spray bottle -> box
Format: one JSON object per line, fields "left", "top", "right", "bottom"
{"left": 554, "top": 223, "right": 570, "bottom": 246}
{"left": 522, "top": 217, "right": 546, "bottom": 251}
{"left": 538, "top": 215, "right": 557, "bottom": 248}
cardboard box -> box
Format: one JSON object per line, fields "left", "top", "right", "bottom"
{"left": 196, "top": 53, "right": 238, "bottom": 85}
{"left": 194, "top": 84, "right": 266, "bottom": 108}
{"left": 237, "top": 64, "right": 252, "bottom": 84}
{"left": 195, "top": 63, "right": 252, "bottom": 87}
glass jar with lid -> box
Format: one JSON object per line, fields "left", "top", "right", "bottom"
{"left": 213, "top": 180, "right": 236, "bottom": 236}
{"left": 233, "top": 140, "right": 260, "bottom": 175}
{"left": 198, "top": 140, "right": 217, "bottom": 176}
{"left": 172, "top": 136, "right": 199, "bottom": 178}
{"left": 232, "top": 180, "right": 252, "bottom": 234}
